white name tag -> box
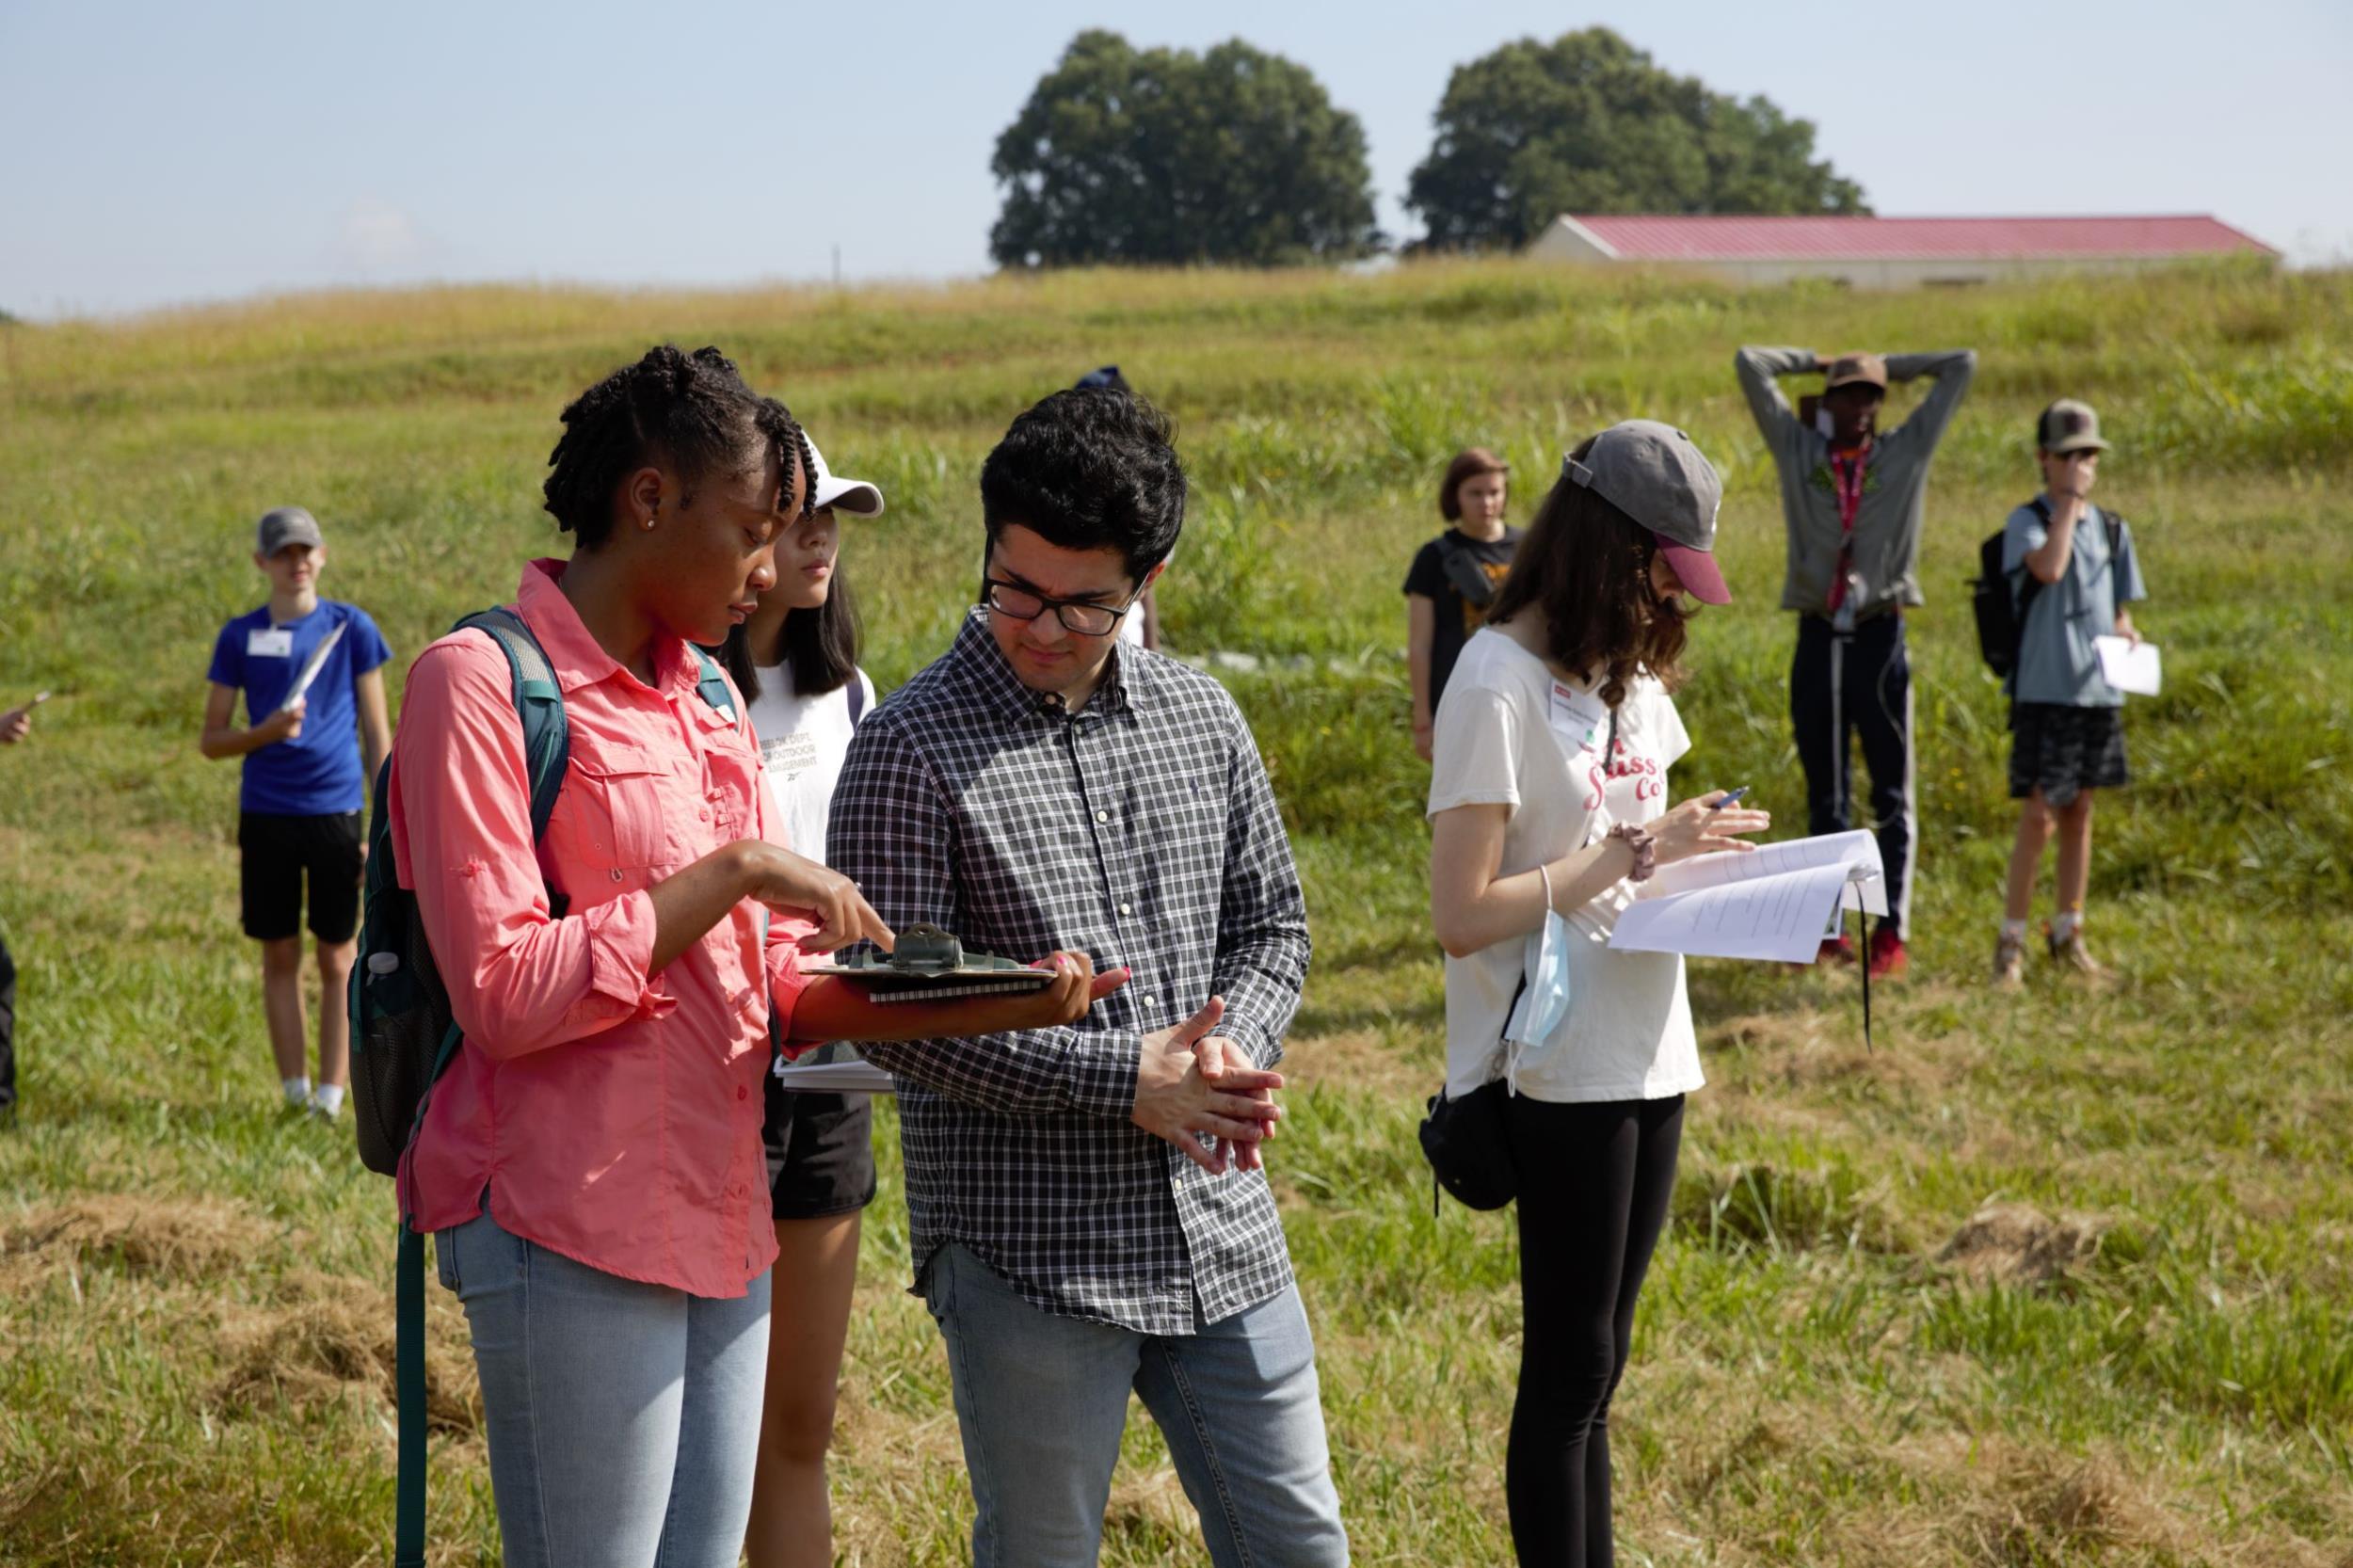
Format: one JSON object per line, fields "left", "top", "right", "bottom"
{"left": 1547, "top": 681, "right": 1609, "bottom": 758}
{"left": 247, "top": 628, "right": 295, "bottom": 658}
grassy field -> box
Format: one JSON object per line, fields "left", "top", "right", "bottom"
{"left": 2, "top": 258, "right": 2349, "bottom": 1566}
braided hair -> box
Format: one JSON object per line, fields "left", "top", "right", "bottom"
{"left": 542, "top": 344, "right": 817, "bottom": 547}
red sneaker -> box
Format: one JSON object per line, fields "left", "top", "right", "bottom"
{"left": 1816, "top": 934, "right": 1858, "bottom": 967}
{"left": 1867, "top": 926, "right": 1909, "bottom": 979}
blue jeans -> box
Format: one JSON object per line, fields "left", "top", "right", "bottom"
{"left": 435, "top": 1205, "right": 772, "bottom": 1568}
{"left": 924, "top": 1242, "right": 1350, "bottom": 1568}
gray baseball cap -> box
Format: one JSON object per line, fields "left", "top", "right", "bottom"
{"left": 1563, "top": 420, "right": 1730, "bottom": 604}
{"left": 256, "top": 506, "right": 324, "bottom": 556}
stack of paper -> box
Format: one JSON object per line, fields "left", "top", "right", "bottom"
{"left": 1608, "top": 830, "right": 1884, "bottom": 964}
{"left": 773, "top": 1043, "right": 895, "bottom": 1096}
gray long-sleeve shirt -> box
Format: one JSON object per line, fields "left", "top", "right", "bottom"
{"left": 1735, "top": 345, "right": 1977, "bottom": 616}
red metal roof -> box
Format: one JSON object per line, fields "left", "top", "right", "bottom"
{"left": 1567, "top": 215, "right": 2275, "bottom": 261}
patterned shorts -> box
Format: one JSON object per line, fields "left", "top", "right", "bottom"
{"left": 2009, "top": 702, "right": 2129, "bottom": 808}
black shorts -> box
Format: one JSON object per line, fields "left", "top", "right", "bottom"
{"left": 2009, "top": 703, "right": 2129, "bottom": 808}
{"left": 238, "top": 811, "right": 365, "bottom": 943}
{"left": 762, "top": 1062, "right": 877, "bottom": 1221}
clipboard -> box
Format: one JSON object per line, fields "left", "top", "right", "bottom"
{"left": 805, "top": 922, "right": 1057, "bottom": 1004}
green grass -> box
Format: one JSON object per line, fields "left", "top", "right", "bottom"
{"left": 3, "top": 258, "right": 2350, "bottom": 1564}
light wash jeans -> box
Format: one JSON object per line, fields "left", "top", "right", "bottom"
{"left": 924, "top": 1242, "right": 1350, "bottom": 1568}
{"left": 435, "top": 1205, "right": 772, "bottom": 1568}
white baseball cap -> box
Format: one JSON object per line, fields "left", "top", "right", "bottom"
{"left": 804, "top": 437, "right": 884, "bottom": 518}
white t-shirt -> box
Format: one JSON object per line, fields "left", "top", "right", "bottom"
{"left": 1426, "top": 629, "right": 1701, "bottom": 1104}
{"left": 744, "top": 662, "right": 876, "bottom": 862}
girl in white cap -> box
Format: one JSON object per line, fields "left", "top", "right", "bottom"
{"left": 717, "top": 435, "right": 887, "bottom": 1568}
{"left": 1426, "top": 422, "right": 1769, "bottom": 1567}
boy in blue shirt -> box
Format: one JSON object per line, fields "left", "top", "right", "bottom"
{"left": 1995, "top": 402, "right": 2146, "bottom": 984}
{"left": 201, "top": 507, "right": 393, "bottom": 1115}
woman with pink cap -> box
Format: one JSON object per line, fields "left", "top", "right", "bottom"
{"left": 1425, "top": 421, "right": 1769, "bottom": 1567}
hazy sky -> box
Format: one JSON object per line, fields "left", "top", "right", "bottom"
{"left": 4, "top": 0, "right": 2346, "bottom": 318}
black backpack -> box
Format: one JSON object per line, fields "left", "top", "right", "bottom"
{"left": 347, "top": 604, "right": 737, "bottom": 1568}
{"left": 1971, "top": 499, "right": 2122, "bottom": 679}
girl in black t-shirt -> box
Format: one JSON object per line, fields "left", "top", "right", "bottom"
{"left": 1405, "top": 447, "right": 1518, "bottom": 760}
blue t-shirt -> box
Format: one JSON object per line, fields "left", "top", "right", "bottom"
{"left": 207, "top": 600, "right": 393, "bottom": 815}
{"left": 2001, "top": 500, "right": 2147, "bottom": 709}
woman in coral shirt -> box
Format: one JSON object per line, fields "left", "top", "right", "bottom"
{"left": 389, "top": 345, "right": 1123, "bottom": 1568}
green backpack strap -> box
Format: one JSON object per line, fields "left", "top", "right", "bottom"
{"left": 457, "top": 606, "right": 572, "bottom": 888}
{"left": 689, "top": 642, "right": 739, "bottom": 727}
{"left": 393, "top": 605, "right": 571, "bottom": 1568}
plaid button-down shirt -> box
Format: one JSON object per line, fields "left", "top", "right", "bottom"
{"left": 829, "top": 610, "right": 1310, "bottom": 1334}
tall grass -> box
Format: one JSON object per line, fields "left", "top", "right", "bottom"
{"left": 3, "top": 259, "right": 2350, "bottom": 1563}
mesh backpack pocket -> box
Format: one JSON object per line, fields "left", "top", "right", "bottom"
{"left": 350, "top": 773, "right": 464, "bottom": 1176}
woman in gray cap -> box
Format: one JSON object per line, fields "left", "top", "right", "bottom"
{"left": 1426, "top": 421, "right": 1769, "bottom": 1566}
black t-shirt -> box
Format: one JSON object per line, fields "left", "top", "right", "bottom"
{"left": 1404, "top": 527, "right": 1522, "bottom": 709}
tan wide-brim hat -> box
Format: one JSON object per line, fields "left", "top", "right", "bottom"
{"left": 1823, "top": 352, "right": 1889, "bottom": 393}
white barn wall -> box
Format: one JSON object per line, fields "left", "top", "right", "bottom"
{"left": 1523, "top": 216, "right": 2275, "bottom": 290}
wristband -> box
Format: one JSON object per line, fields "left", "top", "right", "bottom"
{"left": 1608, "top": 821, "right": 1657, "bottom": 884}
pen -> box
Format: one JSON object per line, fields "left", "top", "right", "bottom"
{"left": 1710, "top": 786, "right": 1750, "bottom": 811}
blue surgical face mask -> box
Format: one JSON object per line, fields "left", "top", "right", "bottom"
{"left": 1503, "top": 866, "right": 1574, "bottom": 1088}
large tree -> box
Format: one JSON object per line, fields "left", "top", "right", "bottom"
{"left": 990, "top": 30, "right": 1383, "bottom": 268}
{"left": 1406, "top": 28, "right": 1868, "bottom": 251}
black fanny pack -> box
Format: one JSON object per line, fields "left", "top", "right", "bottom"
{"left": 1417, "top": 973, "right": 1526, "bottom": 1212}
{"left": 1418, "top": 1080, "right": 1516, "bottom": 1212}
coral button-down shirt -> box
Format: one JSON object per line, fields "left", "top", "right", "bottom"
{"left": 390, "top": 559, "right": 814, "bottom": 1298}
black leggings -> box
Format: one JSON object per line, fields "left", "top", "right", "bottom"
{"left": 1504, "top": 1093, "right": 1685, "bottom": 1568}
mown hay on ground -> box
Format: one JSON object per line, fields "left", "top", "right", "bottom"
{"left": 1937, "top": 1202, "right": 2106, "bottom": 1287}
{"left": 212, "top": 1270, "right": 479, "bottom": 1436}
{"left": 0, "top": 1193, "right": 274, "bottom": 1287}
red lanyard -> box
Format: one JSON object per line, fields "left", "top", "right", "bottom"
{"left": 1826, "top": 448, "right": 1867, "bottom": 613}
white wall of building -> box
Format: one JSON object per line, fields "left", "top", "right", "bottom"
{"left": 1524, "top": 216, "right": 2266, "bottom": 291}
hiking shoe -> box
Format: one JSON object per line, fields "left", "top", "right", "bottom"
{"left": 1866, "top": 926, "right": 1909, "bottom": 979}
{"left": 1817, "top": 934, "right": 1859, "bottom": 967}
{"left": 2047, "top": 924, "right": 2103, "bottom": 976}
{"left": 1993, "top": 930, "right": 2026, "bottom": 988}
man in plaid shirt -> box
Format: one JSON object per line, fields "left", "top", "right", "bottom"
{"left": 831, "top": 389, "right": 1347, "bottom": 1567}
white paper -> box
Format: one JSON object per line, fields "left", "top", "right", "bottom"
{"left": 1610, "top": 861, "right": 1855, "bottom": 963}
{"left": 277, "top": 622, "right": 345, "bottom": 712}
{"left": 1641, "top": 828, "right": 1886, "bottom": 916}
{"left": 1609, "top": 829, "right": 1884, "bottom": 963}
{"left": 2093, "top": 635, "right": 2161, "bottom": 696}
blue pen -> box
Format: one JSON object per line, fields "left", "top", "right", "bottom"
{"left": 1710, "top": 786, "right": 1751, "bottom": 811}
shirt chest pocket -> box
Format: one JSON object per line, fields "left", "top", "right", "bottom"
{"left": 568, "top": 742, "right": 670, "bottom": 871}
{"left": 689, "top": 706, "right": 762, "bottom": 843}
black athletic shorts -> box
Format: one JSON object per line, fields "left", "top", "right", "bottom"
{"left": 2009, "top": 703, "right": 2129, "bottom": 809}
{"left": 762, "top": 1062, "right": 877, "bottom": 1221}
{"left": 238, "top": 811, "right": 365, "bottom": 943}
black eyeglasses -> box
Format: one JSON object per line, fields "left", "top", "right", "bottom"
{"left": 982, "top": 578, "right": 1141, "bottom": 637}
